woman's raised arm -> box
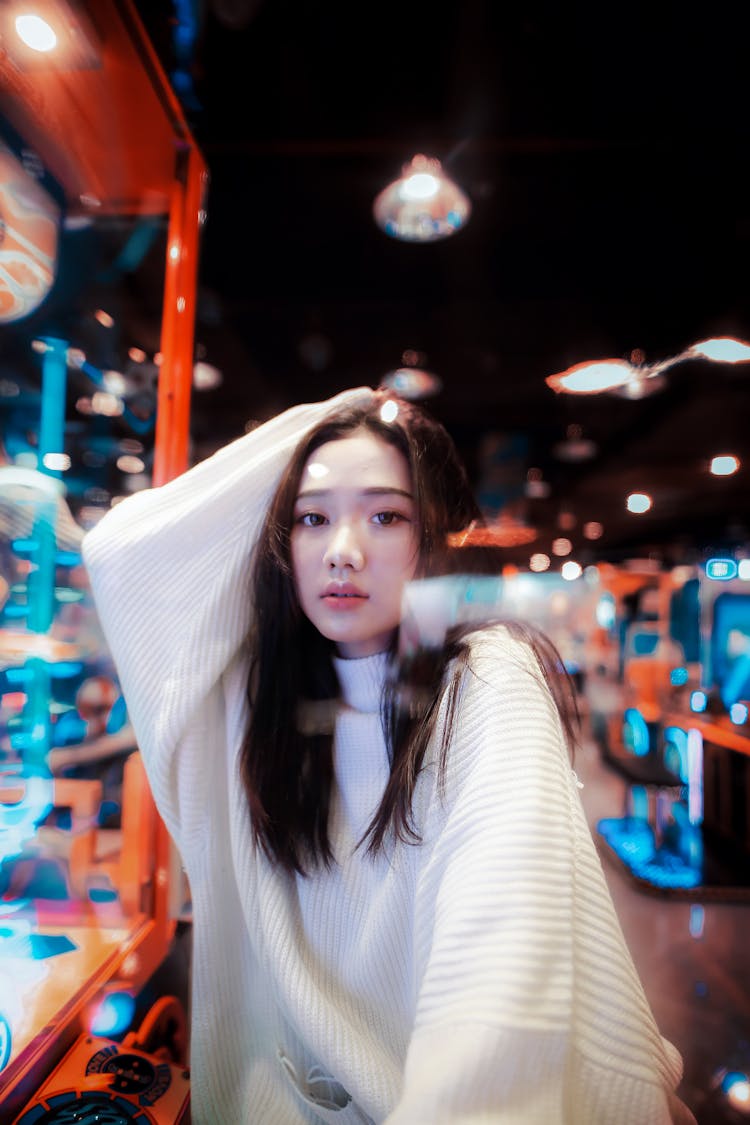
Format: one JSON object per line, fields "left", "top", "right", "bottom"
{"left": 82, "top": 387, "right": 373, "bottom": 783}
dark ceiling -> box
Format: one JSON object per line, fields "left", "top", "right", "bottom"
{"left": 134, "top": 0, "right": 750, "bottom": 567}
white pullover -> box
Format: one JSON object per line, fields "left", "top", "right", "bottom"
{"left": 82, "top": 387, "right": 691, "bottom": 1123}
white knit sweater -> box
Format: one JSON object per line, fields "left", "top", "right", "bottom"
{"left": 82, "top": 388, "right": 689, "bottom": 1124}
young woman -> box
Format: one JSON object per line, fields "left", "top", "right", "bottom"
{"left": 83, "top": 386, "right": 695, "bottom": 1124}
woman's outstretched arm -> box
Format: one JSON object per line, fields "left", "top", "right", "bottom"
{"left": 385, "top": 626, "right": 695, "bottom": 1124}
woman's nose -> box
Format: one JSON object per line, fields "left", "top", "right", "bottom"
{"left": 324, "top": 524, "right": 364, "bottom": 570}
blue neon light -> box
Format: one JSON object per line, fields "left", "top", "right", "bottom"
{"left": 595, "top": 594, "right": 616, "bottom": 631}
{"left": 706, "top": 558, "right": 738, "bottom": 581}
{"left": 623, "top": 708, "right": 650, "bottom": 756}
{"left": 670, "top": 666, "right": 689, "bottom": 686}
{"left": 720, "top": 1069, "right": 750, "bottom": 1099}
{"left": 663, "top": 726, "right": 689, "bottom": 783}
{"left": 597, "top": 815, "right": 702, "bottom": 889}
{"left": 88, "top": 990, "right": 136, "bottom": 1037}
{"left": 689, "top": 904, "right": 705, "bottom": 938}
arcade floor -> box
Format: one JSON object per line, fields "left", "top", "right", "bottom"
{"left": 574, "top": 726, "right": 750, "bottom": 1125}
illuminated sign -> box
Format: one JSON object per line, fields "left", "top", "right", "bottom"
{"left": 705, "top": 558, "right": 738, "bottom": 581}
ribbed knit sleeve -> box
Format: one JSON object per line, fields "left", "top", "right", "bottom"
{"left": 385, "top": 627, "right": 690, "bottom": 1124}
{"left": 81, "top": 387, "right": 373, "bottom": 827}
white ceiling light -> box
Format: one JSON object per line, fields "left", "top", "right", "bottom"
{"left": 545, "top": 336, "right": 750, "bottom": 396}
{"left": 373, "top": 154, "right": 471, "bottom": 243}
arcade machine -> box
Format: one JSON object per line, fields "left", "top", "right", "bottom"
{"left": 596, "top": 558, "right": 750, "bottom": 898}
{"left": 656, "top": 561, "right": 750, "bottom": 890}
{"left": 586, "top": 561, "right": 692, "bottom": 787}
{"left": 0, "top": 2, "right": 206, "bottom": 1119}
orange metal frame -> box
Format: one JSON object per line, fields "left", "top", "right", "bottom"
{"left": 0, "top": 0, "right": 206, "bottom": 1110}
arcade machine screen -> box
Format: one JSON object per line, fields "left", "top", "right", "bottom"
{"left": 709, "top": 592, "right": 750, "bottom": 714}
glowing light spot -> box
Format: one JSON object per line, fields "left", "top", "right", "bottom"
{"left": 193, "top": 361, "right": 222, "bottom": 390}
{"left": 31, "top": 339, "right": 48, "bottom": 354}
{"left": 380, "top": 399, "right": 399, "bottom": 423}
{"left": 551, "top": 537, "right": 572, "bottom": 556}
{"left": 730, "top": 702, "right": 748, "bottom": 725}
{"left": 66, "top": 347, "right": 85, "bottom": 368}
{"left": 169, "top": 242, "right": 181, "bottom": 261}
{"left": 596, "top": 593, "right": 616, "bottom": 630}
{"left": 710, "top": 454, "right": 739, "bottom": 476}
{"left": 401, "top": 172, "right": 440, "bottom": 201}
{"left": 42, "top": 452, "right": 70, "bottom": 471}
{"left": 128, "top": 347, "right": 147, "bottom": 363}
{"left": 690, "top": 690, "right": 707, "bottom": 713}
{"left": 739, "top": 559, "right": 750, "bottom": 581}
{"left": 116, "top": 455, "right": 145, "bottom": 474}
{"left": 177, "top": 296, "right": 186, "bottom": 313}
{"left": 720, "top": 1070, "right": 750, "bottom": 1110}
{"left": 583, "top": 521, "right": 603, "bottom": 540}
{"left": 91, "top": 392, "right": 123, "bottom": 417}
{"left": 15, "top": 14, "right": 57, "bottom": 52}
{"left": 547, "top": 359, "right": 633, "bottom": 394}
{"left": 529, "top": 553, "right": 550, "bottom": 572}
{"left": 94, "top": 309, "right": 114, "bottom": 328}
{"left": 687, "top": 728, "right": 703, "bottom": 826}
{"left": 689, "top": 904, "right": 705, "bottom": 939}
{"left": 561, "top": 560, "right": 582, "bottom": 580}
{"left": 103, "top": 370, "right": 127, "bottom": 394}
{"left": 692, "top": 337, "right": 750, "bottom": 363}
{"left": 88, "top": 991, "right": 135, "bottom": 1037}
{"left": 121, "top": 953, "right": 139, "bottom": 978}
{"left": 670, "top": 666, "right": 689, "bottom": 686}
{"left": 305, "top": 461, "right": 329, "bottom": 480}
{"left": 626, "top": 492, "right": 652, "bottom": 513}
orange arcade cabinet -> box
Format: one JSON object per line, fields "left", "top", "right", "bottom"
{"left": 0, "top": 1, "right": 206, "bottom": 1119}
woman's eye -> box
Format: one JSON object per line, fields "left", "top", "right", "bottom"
{"left": 298, "top": 512, "right": 326, "bottom": 527}
{"left": 373, "top": 510, "right": 405, "bottom": 526}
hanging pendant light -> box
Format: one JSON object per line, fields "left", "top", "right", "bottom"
{"left": 373, "top": 154, "right": 471, "bottom": 243}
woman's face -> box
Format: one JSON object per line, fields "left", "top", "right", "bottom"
{"left": 291, "top": 430, "right": 419, "bottom": 658}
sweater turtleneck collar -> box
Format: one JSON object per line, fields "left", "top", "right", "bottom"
{"left": 333, "top": 651, "right": 389, "bottom": 714}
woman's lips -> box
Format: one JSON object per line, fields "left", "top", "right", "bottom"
{"left": 321, "top": 583, "right": 368, "bottom": 607}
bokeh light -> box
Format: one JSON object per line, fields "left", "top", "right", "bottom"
{"left": 710, "top": 455, "right": 739, "bottom": 476}
{"left": 626, "top": 492, "right": 652, "bottom": 514}
{"left": 561, "top": 560, "right": 582, "bottom": 581}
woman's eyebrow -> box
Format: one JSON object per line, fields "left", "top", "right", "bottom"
{"left": 295, "top": 486, "right": 414, "bottom": 501}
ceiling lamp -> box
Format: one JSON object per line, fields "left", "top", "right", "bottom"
{"left": 1, "top": 1, "right": 102, "bottom": 69}
{"left": 373, "top": 154, "right": 471, "bottom": 243}
{"left": 545, "top": 335, "right": 750, "bottom": 396}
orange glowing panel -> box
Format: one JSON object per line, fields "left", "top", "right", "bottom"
{"left": 0, "top": 142, "right": 60, "bottom": 323}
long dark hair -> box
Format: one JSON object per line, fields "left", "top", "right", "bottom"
{"left": 241, "top": 390, "right": 579, "bottom": 874}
